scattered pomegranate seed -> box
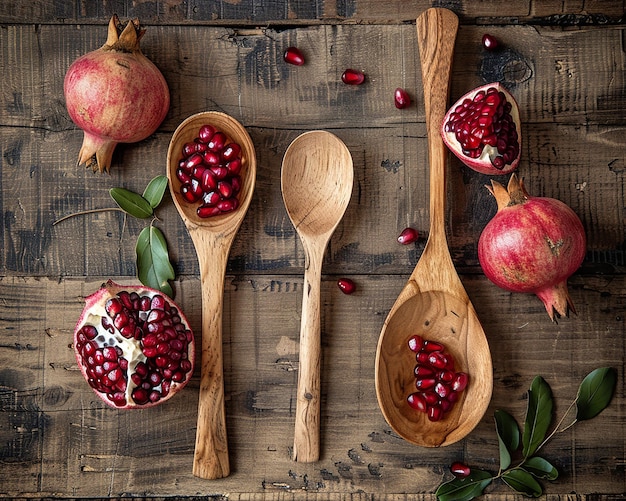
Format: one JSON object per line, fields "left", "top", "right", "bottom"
{"left": 342, "top": 69, "right": 365, "bottom": 85}
{"left": 451, "top": 461, "right": 471, "bottom": 478}
{"left": 337, "top": 278, "right": 356, "bottom": 295}
{"left": 177, "top": 124, "right": 244, "bottom": 218}
{"left": 283, "top": 46, "right": 305, "bottom": 66}
{"left": 406, "top": 334, "right": 469, "bottom": 421}
{"left": 394, "top": 88, "right": 411, "bottom": 109}
{"left": 482, "top": 33, "right": 499, "bottom": 51}
{"left": 397, "top": 227, "right": 419, "bottom": 245}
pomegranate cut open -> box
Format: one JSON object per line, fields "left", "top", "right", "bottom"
{"left": 441, "top": 82, "right": 521, "bottom": 176}
{"left": 73, "top": 280, "right": 194, "bottom": 408}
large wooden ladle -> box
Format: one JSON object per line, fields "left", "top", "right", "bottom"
{"left": 374, "top": 8, "right": 493, "bottom": 447}
{"left": 281, "top": 131, "right": 354, "bottom": 462}
{"left": 167, "top": 111, "right": 256, "bottom": 478}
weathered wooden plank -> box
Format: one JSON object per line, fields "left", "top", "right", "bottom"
{"left": 0, "top": 275, "right": 624, "bottom": 497}
{"left": 1, "top": 119, "right": 624, "bottom": 276}
{"left": 2, "top": 24, "right": 625, "bottom": 129}
{"left": 0, "top": 0, "right": 623, "bottom": 25}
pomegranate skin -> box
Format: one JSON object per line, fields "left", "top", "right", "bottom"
{"left": 478, "top": 174, "right": 586, "bottom": 321}
{"left": 64, "top": 15, "right": 170, "bottom": 173}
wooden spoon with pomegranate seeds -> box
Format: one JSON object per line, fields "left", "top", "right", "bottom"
{"left": 375, "top": 8, "right": 493, "bottom": 447}
{"left": 167, "top": 111, "right": 256, "bottom": 479}
{"left": 281, "top": 131, "right": 354, "bottom": 462}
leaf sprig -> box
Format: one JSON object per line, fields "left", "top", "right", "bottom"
{"left": 436, "top": 367, "right": 617, "bottom": 500}
{"left": 53, "top": 175, "right": 175, "bottom": 297}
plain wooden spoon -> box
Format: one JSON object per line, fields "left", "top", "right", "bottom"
{"left": 281, "top": 131, "right": 354, "bottom": 462}
{"left": 374, "top": 8, "right": 493, "bottom": 447}
{"left": 167, "top": 111, "right": 256, "bottom": 478}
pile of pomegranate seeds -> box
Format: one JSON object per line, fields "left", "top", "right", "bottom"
{"left": 443, "top": 86, "right": 519, "bottom": 170}
{"left": 394, "top": 88, "right": 411, "bottom": 109}
{"left": 176, "top": 124, "right": 243, "bottom": 218}
{"left": 342, "top": 68, "right": 365, "bottom": 85}
{"left": 406, "top": 334, "right": 468, "bottom": 421}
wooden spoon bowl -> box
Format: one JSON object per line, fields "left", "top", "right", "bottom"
{"left": 375, "top": 8, "right": 493, "bottom": 447}
{"left": 167, "top": 111, "right": 256, "bottom": 478}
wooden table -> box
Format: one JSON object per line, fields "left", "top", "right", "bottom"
{"left": 1, "top": 1, "right": 624, "bottom": 499}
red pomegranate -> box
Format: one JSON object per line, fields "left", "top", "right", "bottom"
{"left": 478, "top": 174, "right": 586, "bottom": 321}
{"left": 64, "top": 15, "right": 170, "bottom": 173}
{"left": 73, "top": 281, "right": 194, "bottom": 408}
{"left": 442, "top": 82, "right": 521, "bottom": 176}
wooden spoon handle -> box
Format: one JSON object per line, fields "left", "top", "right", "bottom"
{"left": 292, "top": 243, "right": 324, "bottom": 462}
{"left": 417, "top": 8, "right": 459, "bottom": 243}
{"left": 191, "top": 231, "right": 231, "bottom": 479}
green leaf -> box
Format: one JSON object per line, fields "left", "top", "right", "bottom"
{"left": 522, "top": 376, "right": 553, "bottom": 457}
{"left": 576, "top": 367, "right": 617, "bottom": 421}
{"left": 136, "top": 226, "right": 175, "bottom": 297}
{"left": 435, "top": 469, "right": 493, "bottom": 501}
{"left": 501, "top": 468, "right": 542, "bottom": 497}
{"left": 110, "top": 187, "right": 154, "bottom": 219}
{"left": 495, "top": 410, "right": 520, "bottom": 470}
{"left": 142, "top": 175, "right": 168, "bottom": 209}
{"left": 522, "top": 456, "right": 558, "bottom": 480}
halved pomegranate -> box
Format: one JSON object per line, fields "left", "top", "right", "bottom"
{"left": 73, "top": 280, "right": 194, "bottom": 408}
{"left": 442, "top": 82, "right": 521, "bottom": 176}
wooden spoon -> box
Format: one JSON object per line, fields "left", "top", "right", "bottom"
{"left": 374, "top": 8, "right": 493, "bottom": 447}
{"left": 281, "top": 131, "right": 354, "bottom": 462}
{"left": 167, "top": 111, "right": 256, "bottom": 478}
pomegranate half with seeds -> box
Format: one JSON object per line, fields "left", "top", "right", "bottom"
{"left": 73, "top": 280, "right": 194, "bottom": 408}
{"left": 442, "top": 82, "right": 521, "bottom": 175}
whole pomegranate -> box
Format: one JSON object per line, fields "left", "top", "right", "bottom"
{"left": 478, "top": 174, "right": 586, "bottom": 321}
{"left": 442, "top": 82, "right": 521, "bottom": 176}
{"left": 64, "top": 15, "right": 170, "bottom": 173}
{"left": 74, "top": 281, "right": 194, "bottom": 408}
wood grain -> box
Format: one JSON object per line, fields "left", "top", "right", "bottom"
{"left": 0, "top": 1, "right": 624, "bottom": 499}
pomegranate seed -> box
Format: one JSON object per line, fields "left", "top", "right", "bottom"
{"left": 227, "top": 158, "right": 242, "bottom": 175}
{"left": 218, "top": 181, "right": 233, "bottom": 198}
{"left": 407, "top": 334, "right": 423, "bottom": 352}
{"left": 407, "top": 392, "right": 427, "bottom": 412}
{"left": 435, "top": 382, "right": 450, "bottom": 399}
{"left": 217, "top": 198, "right": 238, "bottom": 212}
{"left": 397, "top": 227, "right": 419, "bottom": 245}
{"left": 428, "top": 352, "right": 449, "bottom": 369}
{"left": 451, "top": 461, "right": 471, "bottom": 478}
{"left": 283, "top": 46, "right": 305, "bottom": 66}
{"left": 201, "top": 169, "right": 217, "bottom": 191}
{"left": 222, "top": 143, "right": 241, "bottom": 162}
{"left": 427, "top": 404, "right": 443, "bottom": 422}
{"left": 202, "top": 191, "right": 221, "bottom": 206}
{"left": 481, "top": 33, "right": 499, "bottom": 51}
{"left": 415, "top": 377, "right": 436, "bottom": 390}
{"left": 342, "top": 68, "right": 365, "bottom": 85}
{"left": 203, "top": 151, "right": 220, "bottom": 166}
{"left": 197, "top": 205, "right": 221, "bottom": 218}
{"left": 198, "top": 124, "right": 217, "bottom": 143}
{"left": 414, "top": 365, "right": 434, "bottom": 377}
{"left": 182, "top": 142, "right": 197, "bottom": 157}
{"left": 423, "top": 340, "right": 444, "bottom": 352}
{"left": 208, "top": 132, "right": 227, "bottom": 152}
{"left": 452, "top": 372, "right": 469, "bottom": 392}
{"left": 394, "top": 88, "right": 411, "bottom": 109}
{"left": 337, "top": 278, "right": 356, "bottom": 295}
